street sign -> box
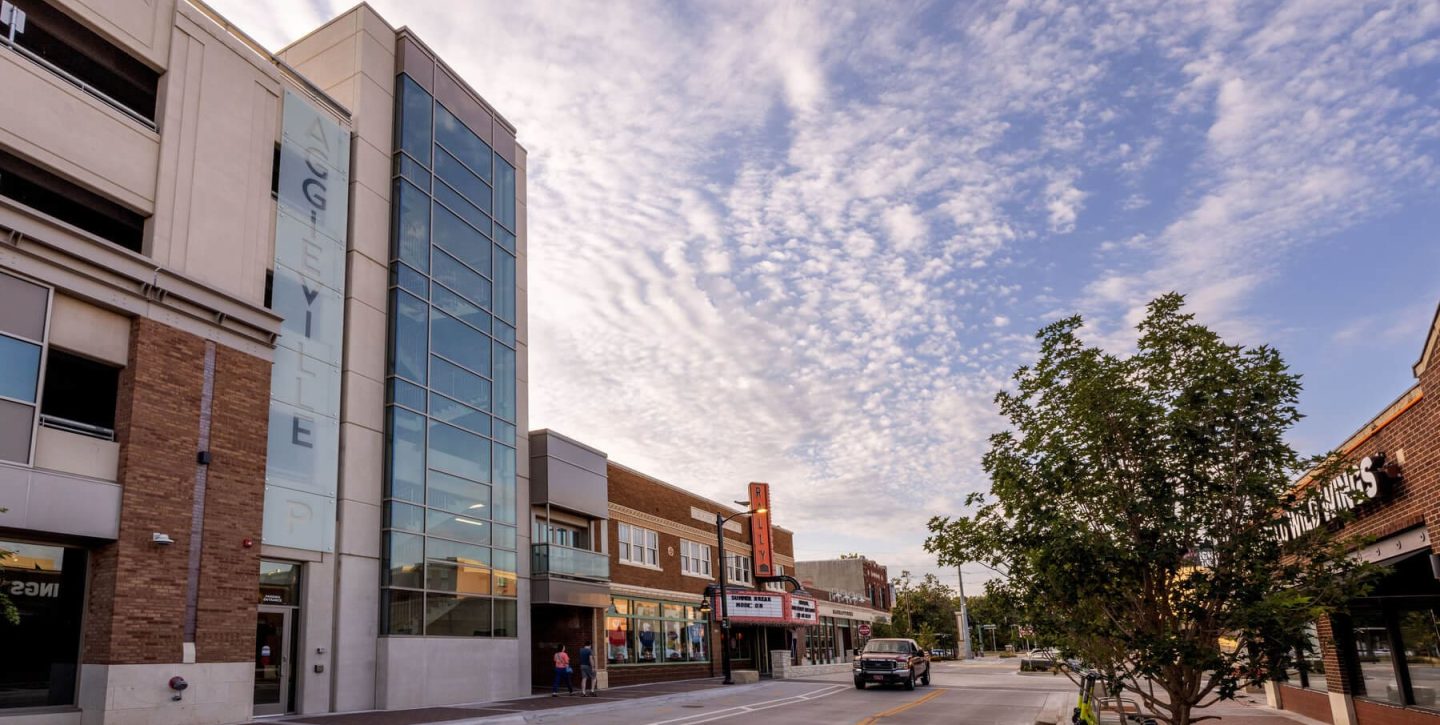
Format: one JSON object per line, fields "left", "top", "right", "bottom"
{"left": 858, "top": 623, "right": 872, "bottom": 637}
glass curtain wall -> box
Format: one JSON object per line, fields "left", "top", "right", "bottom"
{"left": 382, "top": 72, "right": 520, "bottom": 638}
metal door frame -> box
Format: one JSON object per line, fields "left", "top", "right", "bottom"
{"left": 253, "top": 605, "right": 293, "bottom": 716}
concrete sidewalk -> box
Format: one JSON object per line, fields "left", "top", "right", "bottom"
{"left": 264, "top": 678, "right": 747, "bottom": 725}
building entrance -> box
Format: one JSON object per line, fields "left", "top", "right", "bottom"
{"left": 253, "top": 606, "right": 294, "bottom": 715}
{"left": 254, "top": 560, "right": 301, "bottom": 716}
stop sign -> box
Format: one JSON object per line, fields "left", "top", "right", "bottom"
{"left": 858, "top": 623, "right": 872, "bottom": 637}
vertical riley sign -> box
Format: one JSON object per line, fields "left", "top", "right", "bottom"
{"left": 263, "top": 91, "right": 351, "bottom": 552}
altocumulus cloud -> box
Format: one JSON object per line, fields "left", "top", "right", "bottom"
{"left": 215, "top": 0, "right": 1440, "bottom": 584}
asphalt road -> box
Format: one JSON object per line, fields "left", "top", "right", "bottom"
{"left": 571, "top": 659, "right": 1075, "bottom": 725}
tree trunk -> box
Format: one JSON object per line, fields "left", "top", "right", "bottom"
{"left": 1172, "top": 699, "right": 1191, "bottom": 725}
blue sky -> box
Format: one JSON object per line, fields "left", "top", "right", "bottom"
{"left": 215, "top": 0, "right": 1440, "bottom": 592}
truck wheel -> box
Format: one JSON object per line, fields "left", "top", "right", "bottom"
{"left": 854, "top": 678, "right": 866, "bottom": 689}
{"left": 921, "top": 668, "right": 931, "bottom": 686}
{"left": 904, "top": 673, "right": 916, "bottom": 690}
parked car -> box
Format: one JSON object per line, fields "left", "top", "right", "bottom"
{"left": 853, "top": 638, "right": 931, "bottom": 690}
{"left": 929, "top": 648, "right": 955, "bottom": 660}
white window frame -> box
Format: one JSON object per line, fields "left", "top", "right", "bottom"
{"left": 617, "top": 522, "right": 659, "bottom": 568}
{"left": 727, "top": 553, "right": 752, "bottom": 585}
{"left": 680, "top": 540, "right": 712, "bottom": 578}
{"left": 765, "top": 563, "right": 787, "bottom": 592}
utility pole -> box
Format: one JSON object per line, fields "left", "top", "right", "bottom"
{"left": 955, "top": 565, "right": 972, "bottom": 660}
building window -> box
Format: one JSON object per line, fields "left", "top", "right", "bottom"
{"left": 0, "top": 271, "right": 49, "bottom": 465}
{"left": 0, "top": 149, "right": 146, "bottom": 253}
{"left": 765, "top": 564, "right": 787, "bottom": 592}
{"left": 534, "top": 521, "right": 587, "bottom": 549}
{"left": 680, "top": 540, "right": 711, "bottom": 577}
{"left": 381, "top": 72, "right": 518, "bottom": 637}
{"left": 605, "top": 596, "right": 709, "bottom": 665}
{"left": 0, "top": 0, "right": 160, "bottom": 124}
{"left": 1347, "top": 605, "right": 1440, "bottom": 708}
{"left": 0, "top": 539, "right": 86, "bottom": 709}
{"left": 727, "top": 553, "right": 752, "bottom": 585}
{"left": 617, "top": 523, "right": 658, "bottom": 567}
{"left": 38, "top": 349, "right": 119, "bottom": 440}
{"left": 1284, "top": 623, "right": 1327, "bottom": 691}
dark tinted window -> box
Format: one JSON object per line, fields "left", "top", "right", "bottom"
{"left": 5, "top": 0, "right": 159, "bottom": 122}
{"left": 39, "top": 349, "right": 119, "bottom": 435}
{"left": 0, "top": 149, "right": 145, "bottom": 253}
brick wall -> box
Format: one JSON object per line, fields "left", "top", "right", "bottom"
{"left": 193, "top": 343, "right": 269, "bottom": 662}
{"left": 1353, "top": 698, "right": 1440, "bottom": 725}
{"left": 607, "top": 463, "right": 795, "bottom": 597}
{"left": 84, "top": 318, "right": 268, "bottom": 664}
{"left": 1279, "top": 685, "right": 1334, "bottom": 723}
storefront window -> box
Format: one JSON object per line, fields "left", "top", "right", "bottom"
{"left": 1400, "top": 609, "right": 1440, "bottom": 707}
{"left": 0, "top": 540, "right": 86, "bottom": 709}
{"left": 1352, "top": 609, "right": 1400, "bottom": 703}
{"left": 606, "top": 596, "right": 709, "bottom": 665}
{"left": 1284, "top": 623, "right": 1326, "bottom": 691}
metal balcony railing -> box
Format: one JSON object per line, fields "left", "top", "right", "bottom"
{"left": 532, "top": 543, "right": 609, "bottom": 581}
{"left": 39, "top": 414, "right": 115, "bottom": 441}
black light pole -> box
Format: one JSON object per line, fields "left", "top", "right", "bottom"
{"left": 715, "top": 506, "right": 765, "bottom": 685}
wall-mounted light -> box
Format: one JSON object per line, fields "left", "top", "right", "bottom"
{"left": 152, "top": 533, "right": 175, "bottom": 546}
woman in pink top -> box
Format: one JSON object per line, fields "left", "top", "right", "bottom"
{"left": 551, "top": 644, "right": 574, "bottom": 696}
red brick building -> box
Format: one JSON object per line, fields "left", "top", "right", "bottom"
{"left": 1270, "top": 305, "right": 1440, "bottom": 725}
{"left": 528, "top": 431, "right": 829, "bottom": 689}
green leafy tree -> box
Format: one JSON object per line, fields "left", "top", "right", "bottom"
{"left": 883, "top": 571, "right": 960, "bottom": 645}
{"left": 925, "top": 294, "right": 1371, "bottom": 725}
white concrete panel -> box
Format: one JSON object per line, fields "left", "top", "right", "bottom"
{"left": 33, "top": 426, "right": 119, "bottom": 481}
{"left": 61, "top": 0, "right": 176, "bottom": 70}
{"left": 352, "top": 140, "right": 392, "bottom": 211}
{"left": 279, "top": 12, "right": 358, "bottom": 68}
{"left": 336, "top": 498, "right": 382, "bottom": 557}
{"left": 343, "top": 297, "right": 388, "bottom": 384}
{"left": 48, "top": 295, "right": 130, "bottom": 366}
{"left": 338, "top": 421, "right": 384, "bottom": 505}
{"left": 78, "top": 662, "right": 250, "bottom": 725}
{"left": 376, "top": 637, "right": 524, "bottom": 709}
{"left": 347, "top": 251, "right": 389, "bottom": 318}
{"left": 349, "top": 183, "right": 393, "bottom": 266}
{"left": 0, "top": 52, "right": 160, "bottom": 213}
{"left": 295, "top": 556, "right": 336, "bottom": 714}
{"left": 341, "top": 369, "right": 385, "bottom": 434}
{"left": 0, "top": 463, "right": 121, "bottom": 538}
{"left": 353, "top": 77, "right": 397, "bottom": 162}
{"left": 358, "top": 29, "right": 396, "bottom": 88}
{"left": 331, "top": 554, "right": 380, "bottom": 712}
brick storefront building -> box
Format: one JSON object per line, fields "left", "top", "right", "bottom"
{"left": 528, "top": 431, "right": 837, "bottom": 690}
{"left": 1270, "top": 304, "right": 1440, "bottom": 725}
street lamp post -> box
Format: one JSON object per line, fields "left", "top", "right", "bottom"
{"left": 956, "top": 565, "right": 972, "bottom": 660}
{"left": 715, "top": 505, "right": 766, "bottom": 685}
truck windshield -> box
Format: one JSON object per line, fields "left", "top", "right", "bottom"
{"left": 863, "top": 641, "right": 911, "bottom": 653}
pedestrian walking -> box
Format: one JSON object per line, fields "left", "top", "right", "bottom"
{"left": 578, "top": 640, "right": 597, "bottom": 697}
{"left": 551, "top": 644, "right": 574, "bottom": 696}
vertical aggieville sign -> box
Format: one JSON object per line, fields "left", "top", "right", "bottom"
{"left": 263, "top": 91, "right": 351, "bottom": 552}
{"left": 749, "top": 482, "right": 774, "bottom": 579}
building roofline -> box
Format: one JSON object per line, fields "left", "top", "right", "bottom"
{"left": 1415, "top": 300, "right": 1440, "bottom": 378}
{"left": 606, "top": 460, "right": 795, "bottom": 534}
{"left": 187, "top": 0, "right": 351, "bottom": 119}
{"left": 392, "top": 28, "right": 519, "bottom": 136}
{"left": 529, "top": 428, "right": 608, "bottom": 458}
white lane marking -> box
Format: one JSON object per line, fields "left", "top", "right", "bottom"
{"left": 643, "top": 684, "right": 848, "bottom": 725}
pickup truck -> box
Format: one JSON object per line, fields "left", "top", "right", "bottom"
{"left": 853, "top": 638, "right": 931, "bottom": 690}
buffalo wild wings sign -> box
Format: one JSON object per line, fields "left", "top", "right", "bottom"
{"left": 1280, "top": 454, "right": 1400, "bottom": 541}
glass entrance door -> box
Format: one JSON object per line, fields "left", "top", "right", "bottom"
{"left": 253, "top": 606, "right": 292, "bottom": 716}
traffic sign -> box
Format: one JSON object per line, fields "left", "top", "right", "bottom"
{"left": 858, "top": 623, "right": 872, "bottom": 637}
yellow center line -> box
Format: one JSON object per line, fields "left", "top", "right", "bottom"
{"left": 855, "top": 688, "right": 947, "bottom": 725}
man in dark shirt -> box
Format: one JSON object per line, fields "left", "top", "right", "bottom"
{"left": 578, "top": 641, "right": 597, "bottom": 697}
